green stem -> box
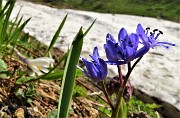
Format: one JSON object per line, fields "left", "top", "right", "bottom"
{"left": 111, "top": 65, "right": 123, "bottom": 118}
{"left": 100, "top": 81, "right": 114, "bottom": 110}
{"left": 111, "top": 56, "right": 143, "bottom": 118}
{"left": 111, "top": 88, "right": 124, "bottom": 118}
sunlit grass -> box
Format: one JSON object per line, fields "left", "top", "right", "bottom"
{"left": 28, "top": 0, "right": 179, "bottom": 22}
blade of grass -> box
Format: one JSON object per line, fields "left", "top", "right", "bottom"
{"left": 19, "top": 33, "right": 29, "bottom": 44}
{"left": 40, "top": 69, "right": 83, "bottom": 81}
{"left": 0, "top": 0, "right": 11, "bottom": 44}
{"left": 57, "top": 27, "right": 83, "bottom": 118}
{"left": 45, "top": 14, "right": 67, "bottom": 56}
{"left": 63, "top": 46, "right": 69, "bottom": 68}
{"left": 0, "top": 1, "right": 11, "bottom": 20}
{"left": 0, "top": 0, "right": 2, "bottom": 11}
{"left": 57, "top": 19, "right": 96, "bottom": 118}
{"left": 9, "top": 7, "right": 22, "bottom": 36}
{"left": 117, "top": 98, "right": 127, "bottom": 118}
{"left": 0, "top": 18, "right": 31, "bottom": 53}
{"left": 8, "top": 17, "right": 31, "bottom": 43}
{"left": 83, "top": 18, "right": 96, "bottom": 38}
{"left": 17, "top": 69, "right": 83, "bottom": 82}
{"left": 0, "top": 0, "right": 15, "bottom": 45}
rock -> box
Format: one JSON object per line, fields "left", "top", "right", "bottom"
{"left": 11, "top": 0, "right": 180, "bottom": 114}
{"left": 14, "top": 108, "right": 25, "bottom": 118}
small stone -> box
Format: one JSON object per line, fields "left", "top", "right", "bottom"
{"left": 14, "top": 108, "right": 24, "bottom": 118}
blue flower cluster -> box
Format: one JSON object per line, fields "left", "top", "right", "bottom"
{"left": 77, "top": 47, "right": 107, "bottom": 82}
{"left": 78, "top": 23, "right": 175, "bottom": 82}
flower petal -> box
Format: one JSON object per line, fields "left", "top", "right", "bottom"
{"left": 118, "top": 28, "right": 128, "bottom": 43}
{"left": 93, "top": 47, "right": 99, "bottom": 59}
{"left": 105, "top": 61, "right": 126, "bottom": 65}
{"left": 136, "top": 23, "right": 148, "bottom": 43}
{"left": 98, "top": 58, "right": 107, "bottom": 79}
{"left": 40, "top": 67, "right": 49, "bottom": 73}
{"left": 91, "top": 65, "right": 102, "bottom": 82}
{"left": 29, "top": 57, "right": 54, "bottom": 66}
{"left": 76, "top": 65, "right": 90, "bottom": 78}
{"left": 135, "top": 45, "right": 149, "bottom": 58}
{"left": 125, "top": 46, "right": 135, "bottom": 61}
{"left": 104, "top": 44, "right": 117, "bottom": 61}
{"left": 106, "top": 33, "right": 116, "bottom": 43}
{"left": 82, "top": 58, "right": 95, "bottom": 79}
{"left": 129, "top": 33, "right": 139, "bottom": 50}
{"left": 28, "top": 64, "right": 43, "bottom": 76}
{"left": 106, "top": 38, "right": 120, "bottom": 60}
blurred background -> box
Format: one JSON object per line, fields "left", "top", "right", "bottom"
{"left": 26, "top": 0, "right": 180, "bottom": 22}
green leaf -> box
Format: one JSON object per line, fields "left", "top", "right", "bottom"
{"left": 48, "top": 109, "right": 58, "bottom": 118}
{"left": 45, "top": 14, "right": 67, "bottom": 55}
{"left": 146, "top": 103, "right": 161, "bottom": 109}
{"left": 41, "top": 70, "right": 64, "bottom": 80}
{"left": 57, "top": 19, "right": 95, "bottom": 118}
{"left": 9, "top": 7, "right": 22, "bottom": 37}
{"left": 0, "top": 59, "right": 9, "bottom": 79}
{"left": 15, "top": 68, "right": 83, "bottom": 84}
{"left": 116, "top": 98, "right": 126, "bottom": 118}
{"left": 0, "top": 0, "right": 12, "bottom": 25}
{"left": 57, "top": 27, "right": 84, "bottom": 118}
{"left": 83, "top": 18, "right": 96, "bottom": 38}
{"left": 73, "top": 85, "right": 87, "bottom": 97}
{"left": 8, "top": 17, "right": 31, "bottom": 43}
{"left": 27, "top": 98, "right": 33, "bottom": 104}
{"left": 40, "top": 69, "right": 83, "bottom": 81}
{"left": 16, "top": 76, "right": 35, "bottom": 84}
{"left": 99, "top": 106, "right": 111, "bottom": 117}
{"left": 19, "top": 33, "right": 29, "bottom": 44}
{"left": 0, "top": 0, "right": 15, "bottom": 45}
{"left": 0, "top": 1, "right": 11, "bottom": 20}
{"left": 15, "top": 88, "right": 25, "bottom": 98}
{"left": 0, "top": 1, "right": 2, "bottom": 11}
{"left": 122, "top": 98, "right": 127, "bottom": 118}
{"left": 5, "top": 17, "right": 30, "bottom": 55}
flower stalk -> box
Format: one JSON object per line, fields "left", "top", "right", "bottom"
{"left": 100, "top": 81, "right": 114, "bottom": 110}
{"left": 111, "top": 56, "right": 143, "bottom": 117}
{"left": 117, "top": 65, "right": 123, "bottom": 85}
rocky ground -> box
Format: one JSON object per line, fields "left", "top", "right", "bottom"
{"left": 10, "top": 0, "right": 180, "bottom": 117}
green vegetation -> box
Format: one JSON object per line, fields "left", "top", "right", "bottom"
{"left": 128, "top": 96, "right": 161, "bottom": 118}
{"left": 28, "top": 0, "right": 180, "bottom": 22}
{"left": 71, "top": 85, "right": 160, "bottom": 118}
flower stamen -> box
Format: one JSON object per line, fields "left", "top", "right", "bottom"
{"left": 159, "top": 30, "right": 163, "bottom": 34}
{"left": 115, "top": 43, "right": 118, "bottom": 48}
{"left": 128, "top": 41, "right": 134, "bottom": 47}
{"left": 146, "top": 27, "right": 150, "bottom": 30}
{"left": 153, "top": 29, "right": 158, "bottom": 32}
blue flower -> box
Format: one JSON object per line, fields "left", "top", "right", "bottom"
{"left": 104, "top": 28, "right": 139, "bottom": 65}
{"left": 135, "top": 23, "right": 175, "bottom": 57}
{"left": 77, "top": 47, "right": 107, "bottom": 82}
